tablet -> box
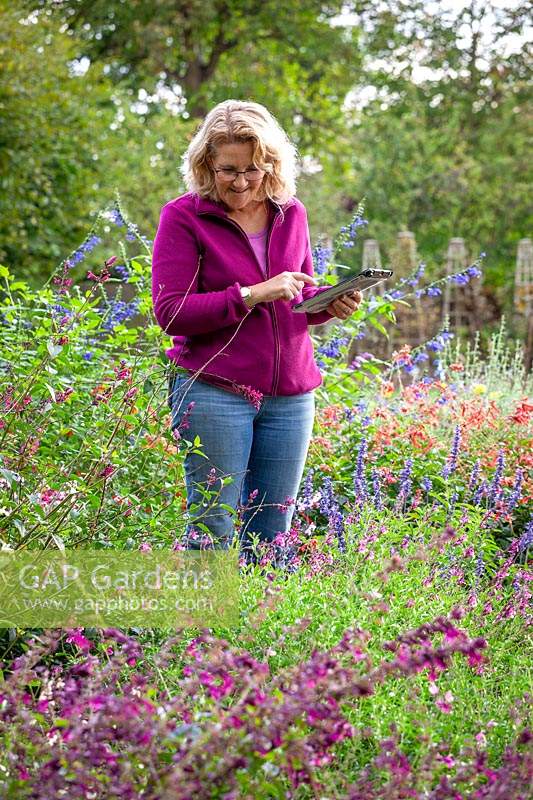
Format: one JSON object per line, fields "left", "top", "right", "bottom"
{"left": 292, "top": 268, "right": 394, "bottom": 313}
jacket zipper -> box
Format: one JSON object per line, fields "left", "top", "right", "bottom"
{"left": 199, "top": 205, "right": 283, "bottom": 396}
{"left": 265, "top": 215, "right": 281, "bottom": 395}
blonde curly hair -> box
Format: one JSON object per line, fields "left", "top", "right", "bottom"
{"left": 181, "top": 99, "right": 298, "bottom": 205}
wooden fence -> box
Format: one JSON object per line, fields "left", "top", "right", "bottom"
{"left": 313, "top": 233, "right": 533, "bottom": 371}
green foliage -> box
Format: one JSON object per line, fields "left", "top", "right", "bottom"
{"left": 0, "top": 3, "right": 116, "bottom": 280}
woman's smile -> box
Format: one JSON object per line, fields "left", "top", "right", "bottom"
{"left": 212, "top": 141, "right": 265, "bottom": 212}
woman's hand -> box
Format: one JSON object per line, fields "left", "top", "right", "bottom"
{"left": 326, "top": 290, "right": 362, "bottom": 320}
{"left": 249, "top": 271, "right": 317, "bottom": 304}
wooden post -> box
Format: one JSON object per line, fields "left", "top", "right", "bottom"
{"left": 362, "top": 239, "right": 383, "bottom": 296}
{"left": 444, "top": 238, "right": 468, "bottom": 328}
{"left": 514, "top": 238, "right": 533, "bottom": 316}
{"left": 392, "top": 231, "right": 417, "bottom": 278}
{"left": 514, "top": 238, "right": 533, "bottom": 373}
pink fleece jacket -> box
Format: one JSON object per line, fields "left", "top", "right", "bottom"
{"left": 151, "top": 191, "right": 335, "bottom": 397}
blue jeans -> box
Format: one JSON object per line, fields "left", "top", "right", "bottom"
{"left": 167, "top": 369, "right": 315, "bottom": 560}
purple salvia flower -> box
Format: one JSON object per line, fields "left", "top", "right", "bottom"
{"left": 302, "top": 469, "right": 315, "bottom": 509}
{"left": 506, "top": 468, "right": 523, "bottom": 514}
{"left": 446, "top": 491, "right": 458, "bottom": 524}
{"left": 371, "top": 468, "right": 383, "bottom": 511}
{"left": 353, "top": 438, "right": 367, "bottom": 505}
{"left": 468, "top": 460, "right": 480, "bottom": 493}
{"left": 399, "top": 458, "right": 413, "bottom": 499}
{"left": 473, "top": 479, "right": 488, "bottom": 506}
{"left": 488, "top": 449, "right": 505, "bottom": 507}
{"left": 319, "top": 477, "right": 335, "bottom": 516}
{"left": 330, "top": 508, "right": 347, "bottom": 554}
{"left": 421, "top": 476, "right": 432, "bottom": 494}
{"left": 442, "top": 425, "right": 461, "bottom": 479}
{"left": 518, "top": 517, "right": 533, "bottom": 554}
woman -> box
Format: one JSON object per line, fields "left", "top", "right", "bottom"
{"left": 151, "top": 99, "right": 361, "bottom": 562}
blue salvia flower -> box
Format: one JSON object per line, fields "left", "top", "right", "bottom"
{"left": 446, "top": 491, "right": 458, "bottom": 523}
{"left": 473, "top": 479, "right": 487, "bottom": 506}
{"left": 344, "top": 407, "right": 356, "bottom": 422}
{"left": 82, "top": 352, "right": 93, "bottom": 361}
{"left": 387, "top": 289, "right": 406, "bottom": 300}
{"left": 413, "top": 351, "right": 429, "bottom": 364}
{"left": 451, "top": 273, "right": 470, "bottom": 285}
{"left": 442, "top": 425, "right": 461, "bottom": 478}
{"left": 426, "top": 286, "right": 442, "bottom": 297}
{"left": 427, "top": 331, "right": 454, "bottom": 353}
{"left": 506, "top": 468, "right": 523, "bottom": 514}
{"left": 319, "top": 476, "right": 336, "bottom": 516}
{"left": 115, "top": 264, "right": 130, "bottom": 282}
{"left": 399, "top": 262, "right": 426, "bottom": 288}
{"left": 318, "top": 336, "right": 349, "bottom": 359}
{"left": 109, "top": 207, "right": 126, "bottom": 227}
{"left": 330, "top": 508, "right": 347, "bottom": 554}
{"left": 427, "top": 337, "right": 445, "bottom": 353}
{"left": 488, "top": 449, "right": 505, "bottom": 507}
{"left": 353, "top": 438, "right": 367, "bottom": 505}
{"left": 518, "top": 517, "right": 533, "bottom": 554}
{"left": 51, "top": 303, "right": 73, "bottom": 318}
{"left": 398, "top": 458, "right": 413, "bottom": 500}
{"left": 319, "top": 477, "right": 346, "bottom": 552}
{"left": 421, "top": 476, "right": 432, "bottom": 495}
{"left": 468, "top": 460, "right": 481, "bottom": 493}
{"left": 69, "top": 234, "right": 103, "bottom": 265}
{"left": 302, "top": 469, "right": 315, "bottom": 508}
{"left": 371, "top": 468, "right": 383, "bottom": 511}
{"left": 101, "top": 298, "right": 140, "bottom": 331}
{"left": 312, "top": 244, "right": 333, "bottom": 275}
{"left": 339, "top": 214, "right": 368, "bottom": 248}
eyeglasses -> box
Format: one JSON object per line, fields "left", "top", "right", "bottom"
{"left": 213, "top": 167, "right": 265, "bottom": 182}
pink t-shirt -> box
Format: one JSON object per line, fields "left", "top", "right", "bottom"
{"left": 247, "top": 226, "right": 269, "bottom": 274}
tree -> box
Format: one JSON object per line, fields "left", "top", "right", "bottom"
{"left": 23, "top": 0, "right": 364, "bottom": 150}
{"left": 0, "top": 2, "right": 117, "bottom": 278}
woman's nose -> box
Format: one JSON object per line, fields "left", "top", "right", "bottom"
{"left": 232, "top": 173, "right": 248, "bottom": 188}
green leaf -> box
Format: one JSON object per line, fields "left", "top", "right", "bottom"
{"left": 46, "top": 341, "right": 63, "bottom": 358}
{"left": 44, "top": 382, "right": 56, "bottom": 402}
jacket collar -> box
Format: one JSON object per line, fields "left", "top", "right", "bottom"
{"left": 194, "top": 193, "right": 295, "bottom": 217}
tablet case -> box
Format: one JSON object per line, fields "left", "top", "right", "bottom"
{"left": 292, "top": 269, "right": 393, "bottom": 313}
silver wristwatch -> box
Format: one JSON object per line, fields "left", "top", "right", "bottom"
{"left": 240, "top": 286, "right": 253, "bottom": 306}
